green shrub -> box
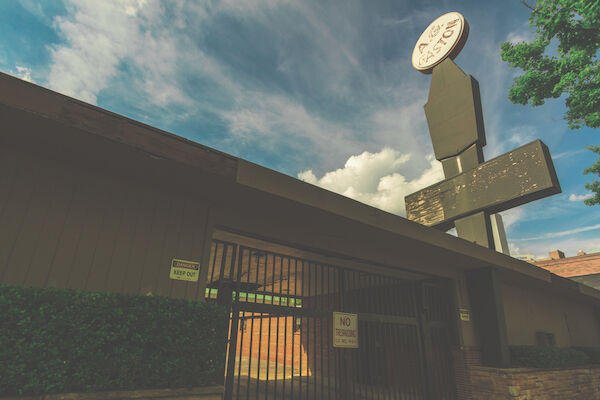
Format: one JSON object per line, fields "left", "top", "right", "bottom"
{"left": 572, "top": 346, "right": 600, "bottom": 364}
{"left": 509, "top": 345, "right": 589, "bottom": 368}
{"left": 0, "top": 284, "right": 229, "bottom": 396}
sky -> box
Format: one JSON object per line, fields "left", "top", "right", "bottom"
{"left": 1, "top": 0, "right": 598, "bottom": 260}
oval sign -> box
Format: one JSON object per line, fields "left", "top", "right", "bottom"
{"left": 411, "top": 12, "right": 469, "bottom": 73}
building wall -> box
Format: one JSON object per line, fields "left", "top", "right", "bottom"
{"left": 501, "top": 281, "right": 600, "bottom": 347}
{"left": 0, "top": 144, "right": 210, "bottom": 301}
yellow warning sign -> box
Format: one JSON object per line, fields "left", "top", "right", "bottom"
{"left": 169, "top": 259, "right": 200, "bottom": 282}
{"left": 333, "top": 312, "right": 358, "bottom": 348}
{"left": 459, "top": 308, "right": 471, "bottom": 321}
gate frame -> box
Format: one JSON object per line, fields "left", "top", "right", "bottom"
{"left": 209, "top": 236, "right": 461, "bottom": 400}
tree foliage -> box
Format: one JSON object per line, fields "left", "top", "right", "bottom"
{"left": 500, "top": 0, "right": 600, "bottom": 129}
{"left": 500, "top": 0, "right": 599, "bottom": 204}
{"left": 584, "top": 145, "right": 600, "bottom": 205}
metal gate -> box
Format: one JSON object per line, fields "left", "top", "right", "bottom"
{"left": 206, "top": 240, "right": 457, "bottom": 400}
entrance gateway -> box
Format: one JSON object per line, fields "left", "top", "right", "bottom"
{"left": 205, "top": 232, "right": 458, "bottom": 400}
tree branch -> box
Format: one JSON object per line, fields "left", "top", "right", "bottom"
{"left": 520, "top": 0, "right": 536, "bottom": 11}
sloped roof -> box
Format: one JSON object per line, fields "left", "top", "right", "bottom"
{"left": 2, "top": 71, "right": 600, "bottom": 306}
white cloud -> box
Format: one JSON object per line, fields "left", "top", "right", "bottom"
{"left": 507, "top": 125, "right": 536, "bottom": 146}
{"left": 488, "top": 125, "right": 537, "bottom": 158}
{"left": 225, "top": 108, "right": 269, "bottom": 137}
{"left": 47, "top": 0, "right": 147, "bottom": 104}
{"left": 553, "top": 149, "right": 586, "bottom": 160}
{"left": 569, "top": 193, "right": 593, "bottom": 202}
{"left": 43, "top": 0, "right": 433, "bottom": 174}
{"left": 499, "top": 208, "right": 525, "bottom": 231}
{"left": 133, "top": 31, "right": 192, "bottom": 107}
{"left": 46, "top": 0, "right": 191, "bottom": 106}
{"left": 12, "top": 66, "right": 34, "bottom": 83}
{"left": 380, "top": 17, "right": 411, "bottom": 26}
{"left": 508, "top": 242, "right": 521, "bottom": 255}
{"left": 44, "top": 0, "right": 326, "bottom": 108}
{"left": 368, "top": 100, "right": 430, "bottom": 160}
{"left": 219, "top": 0, "right": 290, "bottom": 15}
{"left": 515, "top": 223, "right": 600, "bottom": 241}
{"left": 221, "top": 92, "right": 356, "bottom": 158}
{"left": 506, "top": 30, "right": 535, "bottom": 45}
{"left": 220, "top": 86, "right": 435, "bottom": 175}
{"left": 298, "top": 148, "right": 443, "bottom": 216}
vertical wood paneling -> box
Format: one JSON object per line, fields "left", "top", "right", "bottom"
{"left": 168, "top": 198, "right": 194, "bottom": 299}
{"left": 0, "top": 152, "right": 39, "bottom": 282}
{"left": 65, "top": 173, "right": 113, "bottom": 290}
{"left": 120, "top": 185, "right": 158, "bottom": 295}
{"left": 150, "top": 195, "right": 182, "bottom": 296}
{"left": 169, "top": 198, "right": 210, "bottom": 300}
{"left": 154, "top": 195, "right": 186, "bottom": 297}
{"left": 4, "top": 158, "right": 62, "bottom": 286}
{"left": 193, "top": 208, "right": 214, "bottom": 301}
{"left": 0, "top": 150, "right": 19, "bottom": 218}
{"left": 137, "top": 190, "right": 174, "bottom": 296}
{"left": 83, "top": 177, "right": 130, "bottom": 293}
{"left": 45, "top": 170, "right": 96, "bottom": 288}
{"left": 183, "top": 201, "right": 209, "bottom": 301}
{"left": 1, "top": 147, "right": 210, "bottom": 300}
{"left": 103, "top": 184, "right": 142, "bottom": 293}
{"left": 26, "top": 163, "right": 76, "bottom": 289}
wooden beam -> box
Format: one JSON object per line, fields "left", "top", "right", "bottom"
{"left": 405, "top": 140, "right": 560, "bottom": 230}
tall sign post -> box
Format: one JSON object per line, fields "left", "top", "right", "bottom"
{"left": 405, "top": 12, "right": 562, "bottom": 369}
{"left": 405, "top": 12, "right": 561, "bottom": 253}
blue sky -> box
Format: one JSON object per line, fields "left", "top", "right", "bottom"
{"left": 1, "top": 0, "right": 598, "bottom": 260}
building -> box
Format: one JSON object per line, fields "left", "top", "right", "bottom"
{"left": 534, "top": 250, "right": 600, "bottom": 291}
{"left": 2, "top": 72, "right": 600, "bottom": 400}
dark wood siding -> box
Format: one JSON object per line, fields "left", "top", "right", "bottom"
{"left": 0, "top": 150, "right": 39, "bottom": 284}
{"left": 0, "top": 145, "right": 210, "bottom": 298}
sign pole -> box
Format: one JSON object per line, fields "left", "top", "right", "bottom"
{"left": 406, "top": 12, "right": 560, "bottom": 251}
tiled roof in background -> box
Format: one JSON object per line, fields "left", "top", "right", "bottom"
{"left": 533, "top": 251, "right": 600, "bottom": 278}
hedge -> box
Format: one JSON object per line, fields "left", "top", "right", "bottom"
{"left": 509, "top": 345, "right": 590, "bottom": 368}
{"left": 572, "top": 346, "right": 600, "bottom": 364}
{"left": 0, "top": 284, "right": 229, "bottom": 396}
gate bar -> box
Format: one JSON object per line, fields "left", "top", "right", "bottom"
{"left": 326, "top": 265, "right": 332, "bottom": 400}
{"left": 283, "top": 257, "right": 289, "bottom": 399}
{"left": 271, "top": 255, "right": 279, "bottom": 400}
{"left": 245, "top": 252, "right": 255, "bottom": 400}
{"left": 314, "top": 263, "right": 319, "bottom": 400}
{"left": 320, "top": 264, "right": 325, "bottom": 400}
{"left": 352, "top": 271, "right": 359, "bottom": 400}
{"left": 290, "top": 259, "right": 296, "bottom": 400}
{"left": 235, "top": 247, "right": 249, "bottom": 398}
